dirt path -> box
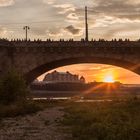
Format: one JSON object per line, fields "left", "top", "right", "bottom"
{"left": 0, "top": 107, "right": 71, "bottom": 140}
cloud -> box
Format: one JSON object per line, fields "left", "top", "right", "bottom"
{"left": 0, "top": 27, "right": 14, "bottom": 38}
{"left": 43, "top": 0, "right": 56, "bottom": 5}
{"left": 0, "top": 27, "right": 7, "bottom": 35}
{"left": 126, "top": 0, "right": 140, "bottom": 5}
{"left": 89, "top": 67, "right": 102, "bottom": 70}
{"left": 53, "top": 4, "right": 75, "bottom": 14}
{"left": 101, "top": 67, "right": 116, "bottom": 72}
{"left": 0, "top": 0, "right": 14, "bottom": 7}
{"left": 0, "top": 0, "right": 140, "bottom": 40}
{"left": 31, "top": 27, "right": 47, "bottom": 36}
{"left": 65, "top": 25, "right": 82, "bottom": 35}
{"left": 48, "top": 30, "right": 63, "bottom": 37}
{"left": 41, "top": 0, "right": 140, "bottom": 40}
{"left": 91, "top": 0, "right": 140, "bottom": 20}
{"left": 67, "top": 13, "right": 79, "bottom": 20}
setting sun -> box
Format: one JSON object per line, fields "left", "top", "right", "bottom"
{"left": 104, "top": 75, "right": 115, "bottom": 83}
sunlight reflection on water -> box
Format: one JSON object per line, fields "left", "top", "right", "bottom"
{"left": 75, "top": 99, "right": 113, "bottom": 102}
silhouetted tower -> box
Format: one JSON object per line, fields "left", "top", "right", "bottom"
{"left": 85, "top": 6, "right": 88, "bottom": 41}
{"left": 23, "top": 26, "right": 30, "bottom": 41}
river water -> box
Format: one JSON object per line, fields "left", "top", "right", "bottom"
{"left": 32, "top": 97, "right": 114, "bottom": 102}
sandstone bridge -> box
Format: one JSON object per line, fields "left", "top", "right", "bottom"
{"left": 0, "top": 40, "right": 140, "bottom": 84}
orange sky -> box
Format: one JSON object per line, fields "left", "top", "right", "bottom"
{"left": 38, "top": 64, "right": 140, "bottom": 84}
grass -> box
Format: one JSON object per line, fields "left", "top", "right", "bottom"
{"left": 61, "top": 99, "right": 140, "bottom": 140}
{"left": 0, "top": 101, "right": 42, "bottom": 118}
{"left": 0, "top": 99, "right": 66, "bottom": 119}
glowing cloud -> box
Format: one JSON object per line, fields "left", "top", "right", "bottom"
{"left": 0, "top": 0, "right": 14, "bottom": 7}
{"left": 53, "top": 4, "right": 75, "bottom": 14}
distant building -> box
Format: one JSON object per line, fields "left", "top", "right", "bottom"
{"left": 80, "top": 76, "right": 86, "bottom": 83}
{"left": 43, "top": 70, "right": 85, "bottom": 83}
{"left": 31, "top": 79, "right": 39, "bottom": 84}
{"left": 32, "top": 79, "right": 45, "bottom": 85}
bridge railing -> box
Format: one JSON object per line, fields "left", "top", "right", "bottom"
{"left": 11, "top": 41, "right": 140, "bottom": 48}
{"left": 0, "top": 38, "right": 140, "bottom": 48}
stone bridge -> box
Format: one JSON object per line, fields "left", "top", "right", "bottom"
{"left": 0, "top": 41, "right": 140, "bottom": 84}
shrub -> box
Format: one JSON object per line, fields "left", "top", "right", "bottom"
{"left": 0, "top": 70, "right": 28, "bottom": 105}
{"left": 0, "top": 101, "right": 42, "bottom": 118}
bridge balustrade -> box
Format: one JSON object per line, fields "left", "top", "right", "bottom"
{"left": 0, "top": 39, "right": 140, "bottom": 48}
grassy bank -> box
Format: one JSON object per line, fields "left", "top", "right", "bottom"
{"left": 61, "top": 99, "right": 140, "bottom": 140}
{"left": 0, "top": 101, "right": 42, "bottom": 118}
{"left": 0, "top": 100, "right": 66, "bottom": 119}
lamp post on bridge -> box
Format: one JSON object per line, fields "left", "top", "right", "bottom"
{"left": 85, "top": 6, "right": 89, "bottom": 42}
{"left": 23, "top": 26, "right": 30, "bottom": 41}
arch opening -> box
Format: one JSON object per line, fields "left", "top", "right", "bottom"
{"left": 24, "top": 57, "right": 140, "bottom": 84}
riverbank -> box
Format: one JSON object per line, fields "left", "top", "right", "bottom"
{"left": 0, "top": 106, "right": 71, "bottom": 140}
{"left": 0, "top": 99, "right": 140, "bottom": 140}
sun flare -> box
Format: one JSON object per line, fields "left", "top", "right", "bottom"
{"left": 104, "top": 75, "right": 115, "bottom": 83}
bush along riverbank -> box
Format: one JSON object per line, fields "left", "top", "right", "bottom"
{"left": 0, "top": 70, "right": 43, "bottom": 118}
{"left": 61, "top": 99, "right": 140, "bottom": 140}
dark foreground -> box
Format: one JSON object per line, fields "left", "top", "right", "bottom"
{"left": 0, "top": 103, "right": 71, "bottom": 140}
{"left": 0, "top": 99, "right": 140, "bottom": 140}
{"left": 61, "top": 99, "right": 140, "bottom": 140}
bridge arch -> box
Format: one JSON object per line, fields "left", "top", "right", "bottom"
{"left": 24, "top": 56, "right": 140, "bottom": 84}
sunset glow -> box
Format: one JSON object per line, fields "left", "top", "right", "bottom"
{"left": 103, "top": 75, "right": 115, "bottom": 83}
{"left": 38, "top": 64, "right": 140, "bottom": 84}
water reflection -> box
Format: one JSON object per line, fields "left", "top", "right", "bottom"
{"left": 32, "top": 97, "right": 113, "bottom": 102}
{"left": 33, "top": 97, "right": 71, "bottom": 100}
{"left": 75, "top": 99, "right": 113, "bottom": 102}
